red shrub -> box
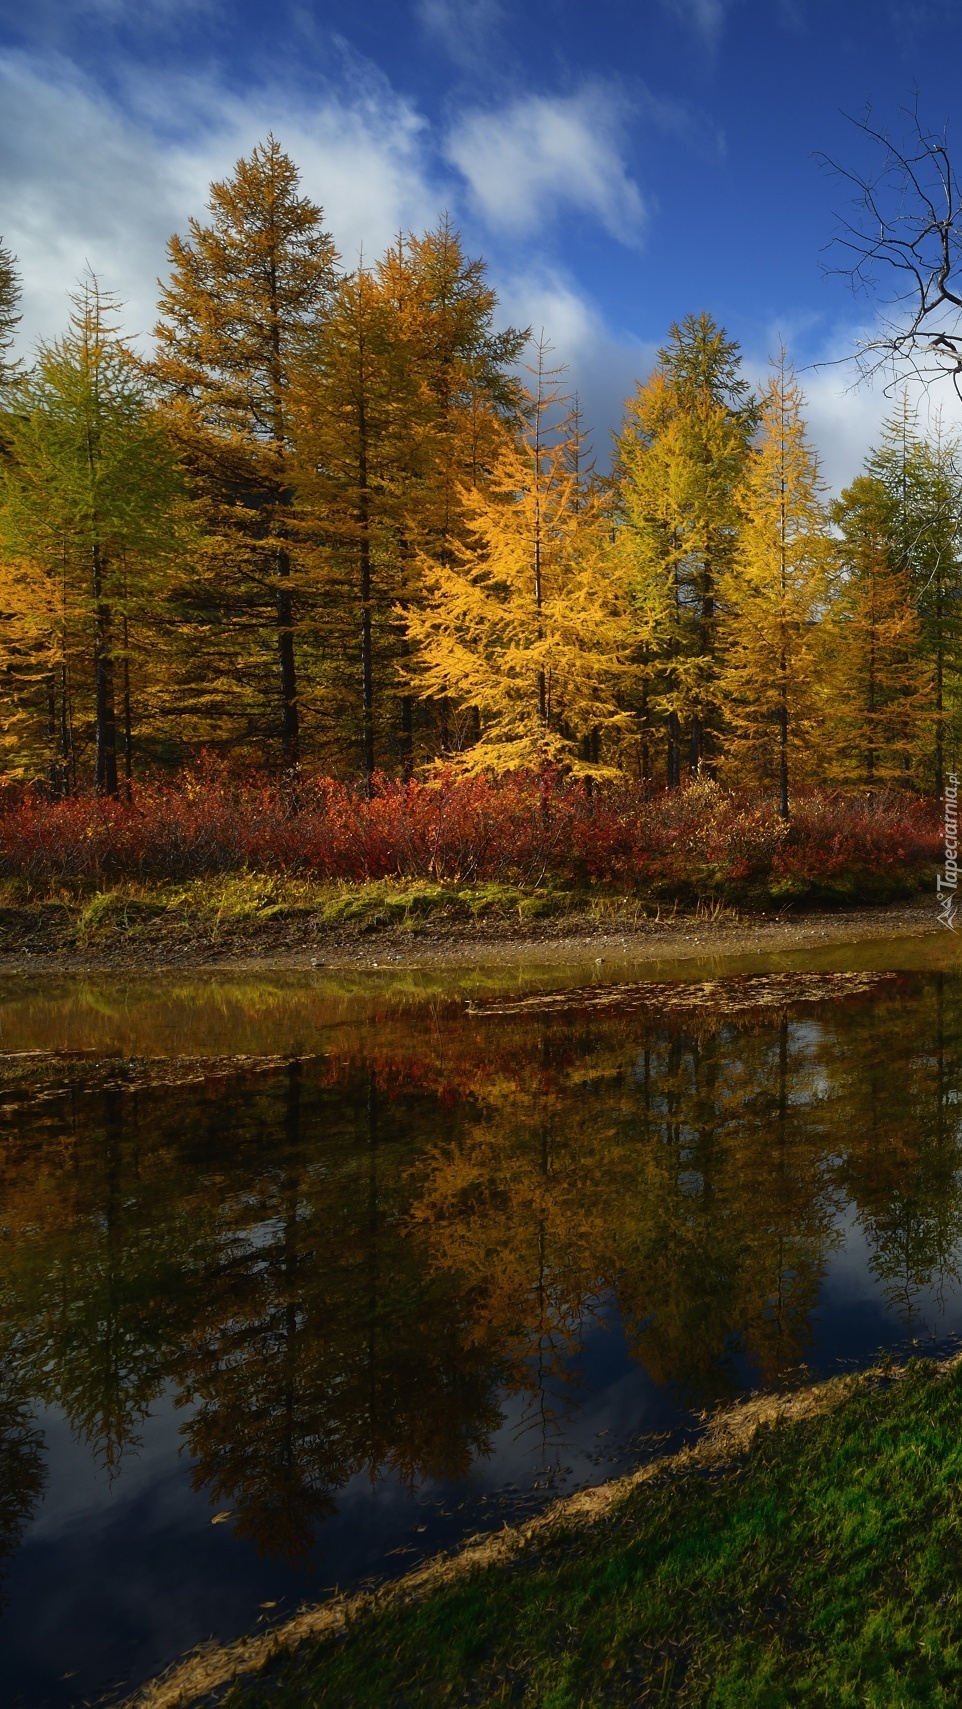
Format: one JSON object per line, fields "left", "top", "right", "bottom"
{"left": 0, "top": 769, "right": 940, "bottom": 903}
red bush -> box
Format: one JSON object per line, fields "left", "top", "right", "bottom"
{"left": 0, "top": 769, "right": 941, "bottom": 903}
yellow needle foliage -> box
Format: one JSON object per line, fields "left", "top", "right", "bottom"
{"left": 718, "top": 359, "right": 831, "bottom": 813}
{"left": 614, "top": 315, "right": 755, "bottom": 784}
{"left": 828, "top": 474, "right": 933, "bottom": 788}
{"left": 153, "top": 136, "right": 338, "bottom": 771}
{"left": 405, "top": 352, "right": 634, "bottom": 775}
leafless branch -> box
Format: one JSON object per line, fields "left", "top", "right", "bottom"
{"left": 819, "top": 102, "right": 962, "bottom": 399}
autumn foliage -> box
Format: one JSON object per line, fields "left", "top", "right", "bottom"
{"left": 0, "top": 770, "right": 938, "bottom": 904}
{"left": 3, "top": 147, "right": 962, "bottom": 816}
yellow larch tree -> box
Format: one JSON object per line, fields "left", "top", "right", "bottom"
{"left": 613, "top": 315, "right": 756, "bottom": 785}
{"left": 828, "top": 473, "right": 933, "bottom": 788}
{"left": 405, "top": 347, "right": 633, "bottom": 775}
{"left": 717, "top": 358, "right": 831, "bottom": 816}
{"left": 375, "top": 220, "right": 527, "bottom": 770}
{"left": 292, "top": 263, "right": 416, "bottom": 789}
{"left": 293, "top": 222, "right": 527, "bottom": 782}
{"left": 0, "top": 237, "right": 21, "bottom": 394}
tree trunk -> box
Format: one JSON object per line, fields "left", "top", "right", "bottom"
{"left": 400, "top": 694, "right": 414, "bottom": 781}
{"left": 689, "top": 714, "right": 702, "bottom": 776}
{"left": 59, "top": 655, "right": 72, "bottom": 796}
{"left": 778, "top": 673, "right": 789, "bottom": 821}
{"left": 121, "top": 609, "right": 133, "bottom": 799}
{"left": 275, "top": 547, "right": 300, "bottom": 774}
{"left": 667, "top": 711, "right": 681, "bottom": 790}
{"left": 92, "top": 541, "right": 118, "bottom": 797}
{"left": 46, "top": 674, "right": 59, "bottom": 796}
{"left": 936, "top": 618, "right": 944, "bottom": 802}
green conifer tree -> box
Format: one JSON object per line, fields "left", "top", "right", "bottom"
{"left": 0, "top": 278, "right": 185, "bottom": 792}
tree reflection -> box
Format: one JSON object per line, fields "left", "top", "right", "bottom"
{"left": 0, "top": 1360, "right": 45, "bottom": 1610}
{"left": 0, "top": 972, "right": 959, "bottom": 1572}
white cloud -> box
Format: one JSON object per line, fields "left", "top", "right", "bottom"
{"left": 0, "top": 50, "right": 442, "bottom": 354}
{"left": 445, "top": 86, "right": 647, "bottom": 244}
{"left": 496, "top": 268, "right": 656, "bottom": 463}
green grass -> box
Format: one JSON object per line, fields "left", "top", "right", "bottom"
{"left": 0, "top": 873, "right": 604, "bottom": 945}
{"left": 225, "top": 1361, "right": 962, "bottom": 1708}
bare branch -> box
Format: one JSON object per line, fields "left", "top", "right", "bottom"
{"left": 818, "top": 103, "right": 962, "bottom": 398}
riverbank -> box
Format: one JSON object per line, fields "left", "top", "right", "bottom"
{"left": 0, "top": 880, "right": 946, "bottom": 973}
{"left": 131, "top": 1353, "right": 962, "bottom": 1709}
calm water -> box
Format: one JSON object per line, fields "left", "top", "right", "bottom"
{"left": 0, "top": 942, "right": 961, "bottom": 1706}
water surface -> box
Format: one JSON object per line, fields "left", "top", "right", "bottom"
{"left": 0, "top": 939, "right": 960, "bottom": 1706}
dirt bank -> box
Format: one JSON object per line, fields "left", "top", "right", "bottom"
{"left": 0, "top": 894, "right": 950, "bottom": 976}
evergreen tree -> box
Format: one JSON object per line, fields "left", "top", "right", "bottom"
{"left": 154, "top": 137, "right": 338, "bottom": 772}
{"left": 829, "top": 474, "right": 933, "bottom": 788}
{"left": 0, "top": 279, "right": 185, "bottom": 792}
{"left": 613, "top": 314, "right": 756, "bottom": 784}
{"left": 718, "top": 359, "right": 831, "bottom": 816}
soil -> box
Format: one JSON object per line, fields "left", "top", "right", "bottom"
{"left": 0, "top": 895, "right": 948, "bottom": 975}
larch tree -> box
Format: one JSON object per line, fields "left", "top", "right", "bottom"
{"left": 405, "top": 347, "right": 631, "bottom": 774}
{"left": 376, "top": 220, "right": 527, "bottom": 770}
{"left": 153, "top": 136, "right": 338, "bottom": 772}
{"left": 864, "top": 401, "right": 962, "bottom": 794}
{"left": 718, "top": 359, "right": 831, "bottom": 817}
{"left": 294, "top": 222, "right": 526, "bottom": 784}
{"left": 0, "top": 239, "right": 22, "bottom": 392}
{"left": 292, "top": 263, "right": 415, "bottom": 790}
{"left": 829, "top": 473, "right": 933, "bottom": 789}
{"left": 613, "top": 314, "right": 756, "bottom": 785}
{"left": 0, "top": 279, "right": 186, "bottom": 793}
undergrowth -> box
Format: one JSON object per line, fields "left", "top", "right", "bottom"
{"left": 0, "top": 770, "right": 940, "bottom": 911}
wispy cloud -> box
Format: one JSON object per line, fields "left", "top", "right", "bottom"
{"left": 415, "top": 0, "right": 503, "bottom": 66}
{"left": 658, "top": 0, "right": 730, "bottom": 45}
{"left": 445, "top": 85, "right": 647, "bottom": 244}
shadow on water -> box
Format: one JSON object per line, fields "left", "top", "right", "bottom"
{"left": 0, "top": 935, "right": 960, "bottom": 1705}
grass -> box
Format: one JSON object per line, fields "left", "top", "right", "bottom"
{"left": 0, "top": 873, "right": 637, "bottom": 951}
{"left": 215, "top": 1359, "right": 962, "bottom": 1709}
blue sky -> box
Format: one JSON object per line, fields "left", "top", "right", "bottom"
{"left": 2, "top": 0, "right": 961, "bottom": 482}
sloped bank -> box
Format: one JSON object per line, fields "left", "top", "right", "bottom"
{"left": 128, "top": 1354, "right": 962, "bottom": 1709}
{"left": 0, "top": 884, "right": 946, "bottom": 973}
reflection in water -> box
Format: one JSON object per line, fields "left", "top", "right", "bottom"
{"left": 0, "top": 969, "right": 961, "bottom": 1701}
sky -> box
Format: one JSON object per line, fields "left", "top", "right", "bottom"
{"left": 2, "top": 0, "right": 962, "bottom": 485}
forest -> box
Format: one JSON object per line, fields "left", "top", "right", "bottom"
{"left": 0, "top": 137, "right": 956, "bottom": 894}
